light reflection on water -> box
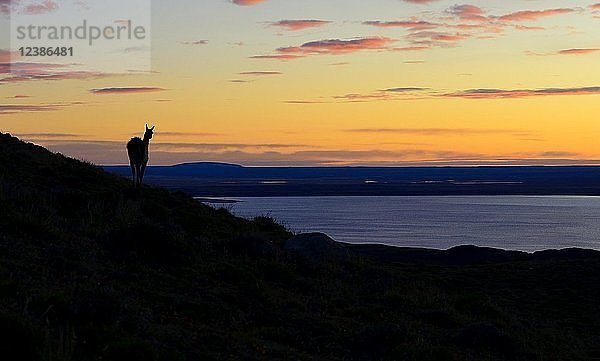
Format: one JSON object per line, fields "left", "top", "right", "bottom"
{"left": 204, "top": 196, "right": 600, "bottom": 251}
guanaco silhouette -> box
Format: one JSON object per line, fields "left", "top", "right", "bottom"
{"left": 127, "top": 124, "right": 155, "bottom": 187}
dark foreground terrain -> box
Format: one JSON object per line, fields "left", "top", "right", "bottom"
{"left": 2, "top": 132, "right": 600, "bottom": 361}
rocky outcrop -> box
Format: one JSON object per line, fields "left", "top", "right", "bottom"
{"left": 284, "top": 233, "right": 351, "bottom": 262}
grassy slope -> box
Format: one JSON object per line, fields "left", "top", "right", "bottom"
{"left": 1, "top": 133, "right": 600, "bottom": 361}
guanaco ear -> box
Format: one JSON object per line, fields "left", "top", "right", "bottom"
{"left": 145, "top": 124, "right": 149, "bottom": 130}
{"left": 150, "top": 125, "right": 155, "bottom": 131}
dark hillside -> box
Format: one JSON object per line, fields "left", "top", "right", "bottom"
{"left": 2, "top": 133, "right": 600, "bottom": 361}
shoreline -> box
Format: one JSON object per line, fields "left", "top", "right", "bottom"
{"left": 194, "top": 197, "right": 242, "bottom": 204}
{"left": 285, "top": 233, "right": 600, "bottom": 265}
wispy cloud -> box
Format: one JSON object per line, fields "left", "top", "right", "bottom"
{"left": 391, "top": 46, "right": 430, "bottom": 52}
{"left": 270, "top": 20, "right": 331, "bottom": 31}
{"left": 498, "top": 8, "right": 575, "bottom": 22}
{"left": 290, "top": 84, "right": 600, "bottom": 104}
{"left": 238, "top": 71, "right": 282, "bottom": 76}
{"left": 344, "top": 128, "right": 529, "bottom": 135}
{"left": 332, "top": 93, "right": 393, "bottom": 102}
{"left": 0, "top": 0, "right": 59, "bottom": 15}
{"left": 181, "top": 40, "right": 208, "bottom": 45}
{"left": 558, "top": 48, "right": 600, "bottom": 55}
{"left": 249, "top": 54, "right": 303, "bottom": 61}
{"left": 5, "top": 94, "right": 32, "bottom": 99}
{"left": 363, "top": 20, "right": 439, "bottom": 31}
{"left": 15, "top": 133, "right": 82, "bottom": 138}
{"left": 231, "top": 0, "right": 267, "bottom": 6}
{"left": 403, "top": 0, "right": 440, "bottom": 4}
{"left": 447, "top": 4, "right": 488, "bottom": 22}
{"left": 23, "top": 0, "right": 58, "bottom": 14}
{"left": 0, "top": 104, "right": 59, "bottom": 115}
{"left": 159, "top": 132, "right": 221, "bottom": 137}
{"left": 273, "top": 37, "right": 394, "bottom": 58}
{"left": 284, "top": 100, "right": 326, "bottom": 104}
{"left": 331, "top": 87, "right": 429, "bottom": 102}
{"left": 32, "top": 138, "right": 593, "bottom": 167}
{"left": 90, "top": 87, "right": 166, "bottom": 94}
{"left": 443, "top": 86, "right": 600, "bottom": 99}
{"left": 382, "top": 87, "right": 428, "bottom": 93}
{"left": 407, "top": 31, "right": 471, "bottom": 44}
{"left": 0, "top": 0, "right": 15, "bottom": 14}
{"left": 362, "top": 4, "right": 581, "bottom": 50}
{"left": 2, "top": 70, "right": 109, "bottom": 83}
{"left": 1, "top": 59, "right": 111, "bottom": 84}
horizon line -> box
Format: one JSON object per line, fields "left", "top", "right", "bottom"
{"left": 100, "top": 161, "right": 600, "bottom": 168}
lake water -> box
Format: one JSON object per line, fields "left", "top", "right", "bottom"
{"left": 206, "top": 196, "right": 600, "bottom": 251}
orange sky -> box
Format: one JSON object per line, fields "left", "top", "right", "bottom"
{"left": 1, "top": 0, "right": 600, "bottom": 165}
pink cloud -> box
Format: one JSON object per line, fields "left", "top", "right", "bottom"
{"left": 23, "top": 0, "right": 58, "bottom": 15}
{"left": 1, "top": 61, "right": 109, "bottom": 83}
{"left": 408, "top": 31, "right": 470, "bottom": 43}
{"left": 276, "top": 37, "right": 394, "bottom": 56}
{"left": 232, "top": 0, "right": 267, "bottom": 5}
{"left": 364, "top": 6, "right": 503, "bottom": 48}
{"left": 498, "top": 8, "right": 575, "bottom": 22}
{"left": 0, "top": 49, "right": 22, "bottom": 63}
{"left": 447, "top": 5, "right": 488, "bottom": 22}
{"left": 0, "top": 0, "right": 17, "bottom": 14}
{"left": 271, "top": 20, "right": 331, "bottom": 31}
{"left": 0, "top": 61, "right": 68, "bottom": 74}
{"left": 558, "top": 48, "right": 600, "bottom": 55}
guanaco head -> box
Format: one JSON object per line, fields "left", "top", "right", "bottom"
{"left": 144, "top": 124, "right": 155, "bottom": 140}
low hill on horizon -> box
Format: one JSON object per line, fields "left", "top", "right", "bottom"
{"left": 2, "top": 132, "right": 600, "bottom": 360}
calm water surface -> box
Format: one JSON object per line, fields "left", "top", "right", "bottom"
{"left": 207, "top": 196, "right": 600, "bottom": 251}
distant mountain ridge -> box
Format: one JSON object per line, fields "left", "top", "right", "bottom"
{"left": 104, "top": 162, "right": 600, "bottom": 196}
{"left": 104, "top": 162, "right": 600, "bottom": 180}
